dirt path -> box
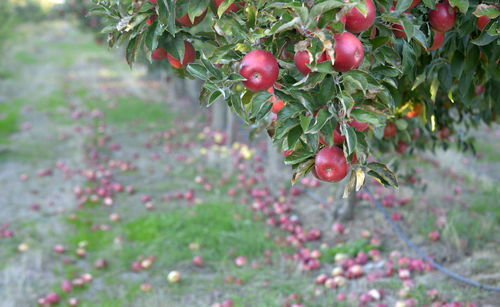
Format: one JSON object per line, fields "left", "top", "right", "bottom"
{"left": 0, "top": 20, "right": 170, "bottom": 306}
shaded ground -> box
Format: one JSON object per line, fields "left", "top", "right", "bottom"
{"left": 1, "top": 20, "right": 499, "bottom": 307}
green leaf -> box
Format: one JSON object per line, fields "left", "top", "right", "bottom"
{"left": 231, "top": 93, "right": 247, "bottom": 122}
{"left": 276, "top": 118, "right": 301, "bottom": 139}
{"left": 342, "top": 125, "right": 357, "bottom": 155}
{"left": 350, "top": 108, "right": 385, "bottom": 126}
{"left": 471, "top": 31, "right": 498, "bottom": 46}
{"left": 306, "top": 108, "right": 333, "bottom": 134}
{"left": 284, "top": 148, "right": 315, "bottom": 165}
{"left": 310, "top": 0, "right": 349, "bottom": 18}
{"left": 249, "top": 91, "right": 272, "bottom": 120}
{"left": 401, "top": 19, "right": 414, "bottom": 41}
{"left": 158, "top": 0, "right": 176, "bottom": 36}
{"left": 473, "top": 4, "right": 500, "bottom": 18}
{"left": 187, "top": 63, "right": 210, "bottom": 80}
{"left": 395, "top": 0, "right": 413, "bottom": 12}
{"left": 366, "top": 162, "right": 398, "bottom": 187}
{"left": 448, "top": 0, "right": 469, "bottom": 14}
{"left": 287, "top": 126, "right": 303, "bottom": 149}
{"left": 217, "top": 0, "right": 235, "bottom": 17}
{"left": 450, "top": 51, "right": 465, "bottom": 79}
{"left": 300, "top": 115, "right": 312, "bottom": 131}
{"left": 187, "top": 0, "right": 210, "bottom": 23}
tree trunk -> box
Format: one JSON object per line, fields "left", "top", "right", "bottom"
{"left": 265, "top": 137, "right": 282, "bottom": 183}
{"left": 211, "top": 98, "right": 226, "bottom": 131}
{"left": 225, "top": 107, "right": 235, "bottom": 145}
{"left": 333, "top": 174, "right": 357, "bottom": 222}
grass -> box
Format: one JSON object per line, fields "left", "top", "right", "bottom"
{"left": 0, "top": 98, "right": 22, "bottom": 142}
{"left": 84, "top": 96, "right": 175, "bottom": 130}
{"left": 63, "top": 200, "right": 306, "bottom": 306}
{"left": 14, "top": 50, "right": 38, "bottom": 64}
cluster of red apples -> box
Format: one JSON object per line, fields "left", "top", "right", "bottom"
{"left": 145, "top": 0, "right": 481, "bottom": 184}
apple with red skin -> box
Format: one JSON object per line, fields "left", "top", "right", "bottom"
{"left": 294, "top": 50, "right": 327, "bottom": 75}
{"left": 213, "top": 0, "right": 244, "bottom": 14}
{"left": 240, "top": 49, "right": 279, "bottom": 92}
{"left": 429, "top": 2, "right": 456, "bottom": 32}
{"left": 152, "top": 47, "right": 169, "bottom": 61}
{"left": 348, "top": 119, "right": 368, "bottom": 132}
{"left": 438, "top": 126, "right": 450, "bottom": 139}
{"left": 167, "top": 41, "right": 196, "bottom": 69}
{"left": 392, "top": 24, "right": 406, "bottom": 38}
{"left": 395, "top": 141, "right": 408, "bottom": 153}
{"left": 176, "top": 8, "right": 207, "bottom": 27}
{"left": 146, "top": 14, "right": 156, "bottom": 26}
{"left": 474, "top": 85, "right": 485, "bottom": 96}
{"left": 294, "top": 50, "right": 312, "bottom": 75}
{"left": 428, "top": 29, "right": 445, "bottom": 50}
{"left": 149, "top": 0, "right": 157, "bottom": 4}
{"left": 283, "top": 150, "right": 294, "bottom": 157}
{"left": 319, "top": 125, "right": 345, "bottom": 146}
{"left": 383, "top": 122, "right": 397, "bottom": 138}
{"left": 408, "top": 0, "right": 421, "bottom": 9}
{"left": 326, "top": 32, "right": 364, "bottom": 72}
{"left": 314, "top": 146, "right": 349, "bottom": 182}
{"left": 477, "top": 15, "right": 491, "bottom": 31}
{"left": 344, "top": 0, "right": 376, "bottom": 33}
{"left": 267, "top": 86, "right": 285, "bottom": 114}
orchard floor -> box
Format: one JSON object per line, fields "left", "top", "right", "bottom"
{"left": 0, "top": 21, "right": 499, "bottom": 307}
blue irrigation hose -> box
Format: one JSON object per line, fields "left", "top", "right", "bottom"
{"left": 304, "top": 186, "right": 500, "bottom": 292}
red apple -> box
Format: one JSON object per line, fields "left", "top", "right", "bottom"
{"left": 392, "top": 23, "right": 406, "bottom": 38}
{"left": 429, "top": 29, "right": 445, "bottom": 50}
{"left": 383, "top": 122, "right": 397, "bottom": 138}
{"left": 328, "top": 32, "right": 364, "bottom": 72}
{"left": 395, "top": 141, "right": 407, "bottom": 153}
{"left": 344, "top": 0, "right": 376, "bottom": 33}
{"left": 474, "top": 85, "right": 485, "bottom": 96}
{"left": 176, "top": 9, "right": 207, "bottom": 27}
{"left": 429, "top": 2, "right": 456, "bottom": 32}
{"left": 240, "top": 49, "right": 279, "bottom": 92}
{"left": 146, "top": 14, "right": 156, "bottom": 26}
{"left": 193, "top": 256, "right": 204, "bottom": 267}
{"left": 408, "top": 0, "right": 421, "bottom": 9}
{"left": 477, "top": 15, "right": 490, "bottom": 31}
{"left": 314, "top": 146, "right": 349, "bottom": 182}
{"left": 152, "top": 47, "right": 168, "bottom": 61}
{"left": 348, "top": 119, "right": 368, "bottom": 131}
{"left": 167, "top": 41, "right": 195, "bottom": 69}
{"left": 294, "top": 50, "right": 313, "bottom": 75}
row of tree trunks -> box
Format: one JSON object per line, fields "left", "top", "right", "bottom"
{"left": 165, "top": 76, "right": 356, "bottom": 222}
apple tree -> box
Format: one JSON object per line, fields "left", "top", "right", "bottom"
{"left": 90, "top": 0, "right": 500, "bottom": 199}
